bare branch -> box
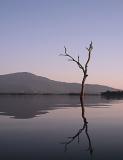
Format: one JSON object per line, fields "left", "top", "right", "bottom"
{"left": 89, "top": 41, "right": 93, "bottom": 51}
{"left": 64, "top": 46, "right": 67, "bottom": 54}
{"left": 60, "top": 46, "right": 85, "bottom": 73}
{"left": 85, "top": 41, "right": 93, "bottom": 71}
{"left": 78, "top": 56, "right": 79, "bottom": 63}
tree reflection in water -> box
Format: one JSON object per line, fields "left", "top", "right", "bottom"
{"left": 62, "top": 98, "right": 93, "bottom": 157}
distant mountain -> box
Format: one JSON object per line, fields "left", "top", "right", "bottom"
{"left": 0, "top": 72, "right": 118, "bottom": 94}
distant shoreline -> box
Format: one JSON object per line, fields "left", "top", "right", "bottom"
{"left": 101, "top": 91, "right": 123, "bottom": 98}
{"left": 0, "top": 93, "right": 100, "bottom": 96}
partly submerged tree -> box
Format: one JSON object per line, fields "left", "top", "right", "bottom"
{"left": 60, "top": 42, "right": 94, "bottom": 156}
{"left": 60, "top": 42, "right": 93, "bottom": 118}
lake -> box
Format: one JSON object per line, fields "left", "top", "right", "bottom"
{"left": 0, "top": 95, "right": 123, "bottom": 160}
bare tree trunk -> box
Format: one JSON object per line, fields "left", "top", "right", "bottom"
{"left": 60, "top": 41, "right": 93, "bottom": 117}
{"left": 80, "top": 73, "right": 87, "bottom": 119}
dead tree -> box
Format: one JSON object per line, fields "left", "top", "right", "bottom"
{"left": 60, "top": 42, "right": 93, "bottom": 117}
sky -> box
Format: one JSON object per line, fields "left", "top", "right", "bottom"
{"left": 0, "top": 0, "right": 123, "bottom": 89}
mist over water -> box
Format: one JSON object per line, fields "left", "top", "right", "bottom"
{"left": 0, "top": 95, "right": 123, "bottom": 160}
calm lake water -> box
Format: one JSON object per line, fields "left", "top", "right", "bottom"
{"left": 0, "top": 95, "right": 123, "bottom": 160}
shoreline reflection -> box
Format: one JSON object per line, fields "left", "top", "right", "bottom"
{"left": 0, "top": 95, "right": 112, "bottom": 119}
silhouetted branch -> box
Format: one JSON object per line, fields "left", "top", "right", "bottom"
{"left": 60, "top": 46, "right": 85, "bottom": 73}
{"left": 60, "top": 42, "right": 93, "bottom": 74}
{"left": 85, "top": 41, "right": 93, "bottom": 71}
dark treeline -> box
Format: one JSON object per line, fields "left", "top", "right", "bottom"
{"left": 101, "top": 90, "right": 123, "bottom": 99}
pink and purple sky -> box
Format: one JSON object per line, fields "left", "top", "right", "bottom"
{"left": 0, "top": 0, "right": 123, "bottom": 89}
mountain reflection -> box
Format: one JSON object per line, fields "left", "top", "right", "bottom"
{"left": 0, "top": 95, "right": 111, "bottom": 119}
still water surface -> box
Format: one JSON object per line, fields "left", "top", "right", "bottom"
{"left": 0, "top": 95, "right": 123, "bottom": 160}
